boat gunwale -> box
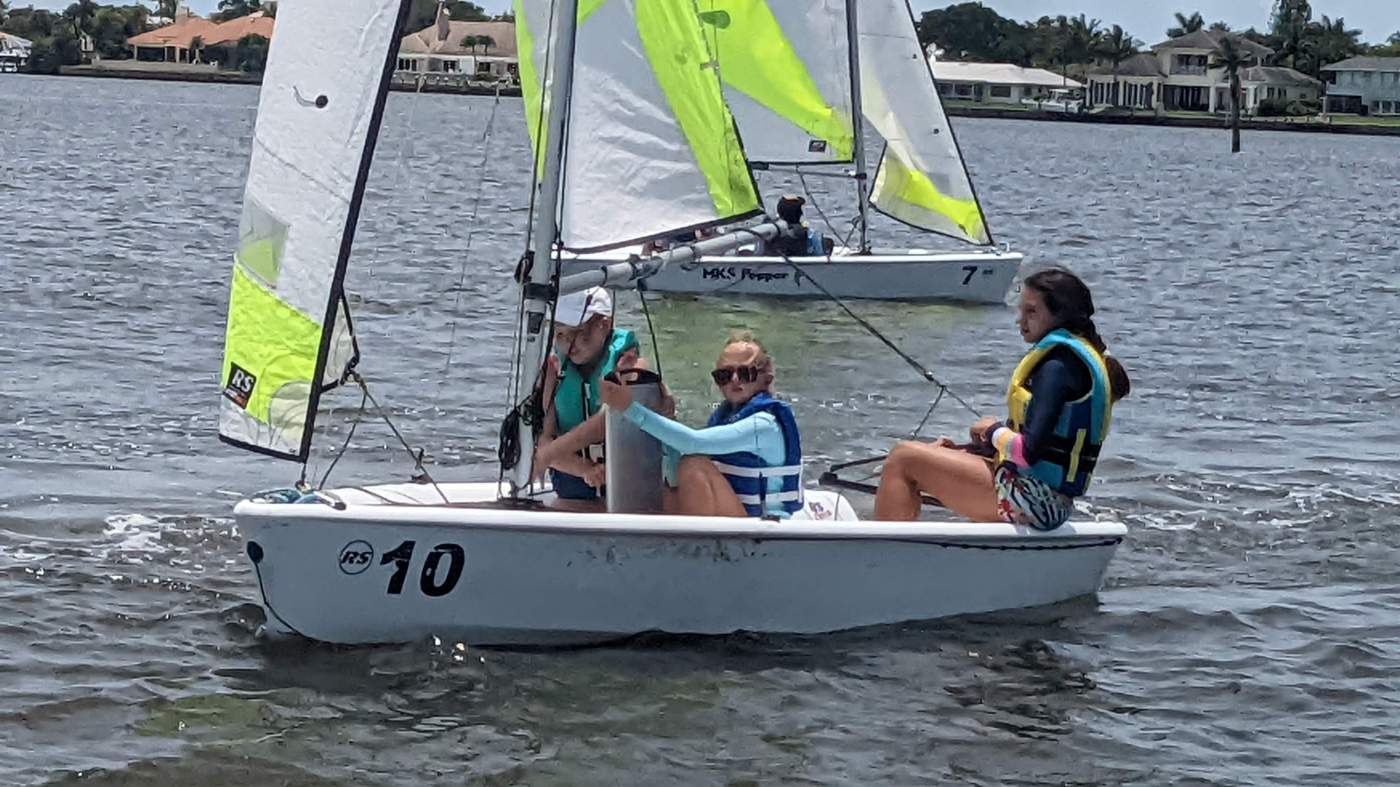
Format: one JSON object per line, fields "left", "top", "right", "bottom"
{"left": 234, "top": 498, "right": 1127, "bottom": 547}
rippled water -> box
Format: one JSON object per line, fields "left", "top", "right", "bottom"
{"left": 2, "top": 75, "right": 1398, "bottom": 785}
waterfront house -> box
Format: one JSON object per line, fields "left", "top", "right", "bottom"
{"left": 126, "top": 10, "right": 273, "bottom": 65}
{"left": 1086, "top": 29, "right": 1317, "bottom": 114}
{"left": 928, "top": 60, "right": 1080, "bottom": 104}
{"left": 1320, "top": 57, "right": 1400, "bottom": 115}
{"left": 396, "top": 20, "right": 518, "bottom": 83}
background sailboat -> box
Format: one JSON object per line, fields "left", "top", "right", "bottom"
{"left": 547, "top": 0, "right": 1025, "bottom": 303}
{"left": 222, "top": 0, "right": 1123, "bottom": 646}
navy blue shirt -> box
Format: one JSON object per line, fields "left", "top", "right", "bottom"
{"left": 1019, "top": 346, "right": 1093, "bottom": 464}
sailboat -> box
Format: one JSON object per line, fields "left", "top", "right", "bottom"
{"left": 221, "top": 0, "right": 1124, "bottom": 646}
{"left": 547, "top": 0, "right": 1023, "bottom": 303}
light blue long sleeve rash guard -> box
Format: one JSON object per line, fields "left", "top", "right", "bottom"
{"left": 621, "top": 401, "right": 790, "bottom": 516}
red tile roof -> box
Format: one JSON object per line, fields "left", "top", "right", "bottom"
{"left": 128, "top": 12, "right": 273, "bottom": 49}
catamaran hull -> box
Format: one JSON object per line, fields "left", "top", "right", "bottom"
{"left": 237, "top": 483, "right": 1123, "bottom": 646}
{"left": 559, "top": 250, "right": 1022, "bottom": 303}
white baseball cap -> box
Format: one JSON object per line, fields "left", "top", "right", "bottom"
{"left": 554, "top": 286, "right": 613, "bottom": 328}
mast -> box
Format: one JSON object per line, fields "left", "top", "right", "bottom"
{"left": 507, "top": 0, "right": 579, "bottom": 496}
{"left": 845, "top": 0, "right": 870, "bottom": 253}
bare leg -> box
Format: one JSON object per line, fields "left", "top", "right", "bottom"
{"left": 874, "top": 441, "right": 999, "bottom": 522}
{"left": 675, "top": 456, "right": 748, "bottom": 518}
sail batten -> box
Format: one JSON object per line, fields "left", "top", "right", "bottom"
{"left": 219, "top": 0, "right": 411, "bottom": 460}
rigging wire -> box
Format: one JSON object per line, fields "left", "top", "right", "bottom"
{"left": 719, "top": 226, "right": 981, "bottom": 419}
{"left": 439, "top": 82, "right": 504, "bottom": 405}
{"left": 637, "top": 283, "right": 664, "bottom": 379}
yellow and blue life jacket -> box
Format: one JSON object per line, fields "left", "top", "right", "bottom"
{"left": 554, "top": 329, "right": 639, "bottom": 437}
{"left": 706, "top": 393, "right": 804, "bottom": 517}
{"left": 998, "top": 329, "right": 1113, "bottom": 497}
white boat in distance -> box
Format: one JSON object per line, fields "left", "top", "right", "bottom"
{"left": 561, "top": 246, "right": 1020, "bottom": 302}
{"left": 218, "top": 0, "right": 1124, "bottom": 647}
{"left": 558, "top": 0, "right": 1022, "bottom": 303}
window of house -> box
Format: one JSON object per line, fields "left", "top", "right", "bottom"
{"left": 955, "top": 83, "right": 972, "bottom": 97}
{"left": 990, "top": 85, "right": 1011, "bottom": 98}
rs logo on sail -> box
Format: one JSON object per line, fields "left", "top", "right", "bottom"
{"left": 223, "top": 364, "right": 257, "bottom": 409}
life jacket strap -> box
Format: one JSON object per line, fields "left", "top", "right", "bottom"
{"left": 711, "top": 462, "right": 803, "bottom": 479}
{"left": 734, "top": 490, "right": 804, "bottom": 506}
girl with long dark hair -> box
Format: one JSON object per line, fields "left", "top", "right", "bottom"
{"left": 875, "top": 268, "right": 1130, "bottom": 530}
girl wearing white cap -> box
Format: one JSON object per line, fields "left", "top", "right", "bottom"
{"left": 534, "top": 286, "right": 642, "bottom": 508}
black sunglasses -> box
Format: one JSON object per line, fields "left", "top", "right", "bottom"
{"left": 711, "top": 366, "right": 761, "bottom": 385}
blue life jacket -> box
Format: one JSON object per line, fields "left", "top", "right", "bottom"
{"left": 706, "top": 393, "right": 804, "bottom": 517}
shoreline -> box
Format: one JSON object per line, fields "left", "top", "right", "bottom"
{"left": 55, "top": 65, "right": 524, "bottom": 97}
{"left": 942, "top": 103, "right": 1400, "bottom": 137}
{"left": 44, "top": 68, "right": 1400, "bottom": 137}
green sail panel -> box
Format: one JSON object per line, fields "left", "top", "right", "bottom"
{"left": 555, "top": 0, "right": 762, "bottom": 251}
{"left": 218, "top": 0, "right": 409, "bottom": 460}
{"left": 698, "top": 0, "right": 856, "bottom": 164}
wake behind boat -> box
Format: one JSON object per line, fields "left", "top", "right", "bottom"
{"left": 217, "top": 0, "right": 1124, "bottom": 648}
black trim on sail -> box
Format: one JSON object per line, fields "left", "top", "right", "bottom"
{"left": 297, "top": 0, "right": 416, "bottom": 462}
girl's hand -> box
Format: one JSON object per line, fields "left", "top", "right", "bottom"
{"left": 532, "top": 439, "right": 555, "bottom": 483}
{"left": 583, "top": 462, "right": 607, "bottom": 488}
{"left": 600, "top": 379, "right": 633, "bottom": 412}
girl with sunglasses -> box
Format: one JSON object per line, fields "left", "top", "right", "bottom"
{"left": 874, "top": 268, "right": 1131, "bottom": 530}
{"left": 600, "top": 332, "right": 804, "bottom": 519}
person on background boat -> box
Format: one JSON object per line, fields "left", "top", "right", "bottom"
{"left": 767, "top": 194, "right": 831, "bottom": 257}
{"left": 534, "top": 286, "right": 642, "bottom": 509}
{"left": 874, "top": 267, "right": 1131, "bottom": 529}
{"left": 600, "top": 332, "right": 804, "bottom": 519}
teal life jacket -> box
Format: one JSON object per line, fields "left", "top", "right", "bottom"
{"left": 554, "top": 328, "right": 639, "bottom": 438}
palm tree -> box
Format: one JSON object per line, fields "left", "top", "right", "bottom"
{"left": 1312, "top": 15, "right": 1361, "bottom": 72}
{"left": 155, "top": 0, "right": 178, "bottom": 24}
{"left": 1098, "top": 24, "right": 1138, "bottom": 107}
{"left": 473, "top": 34, "right": 494, "bottom": 54}
{"left": 64, "top": 0, "right": 98, "bottom": 38}
{"left": 1167, "top": 11, "right": 1205, "bottom": 38}
{"left": 1212, "top": 36, "right": 1248, "bottom": 152}
{"left": 460, "top": 34, "right": 479, "bottom": 53}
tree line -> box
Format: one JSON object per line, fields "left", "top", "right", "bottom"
{"left": 916, "top": 1, "right": 1398, "bottom": 80}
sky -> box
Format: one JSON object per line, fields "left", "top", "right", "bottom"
{"left": 18, "top": 0, "right": 1399, "bottom": 44}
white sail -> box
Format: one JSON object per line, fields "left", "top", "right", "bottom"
{"left": 517, "top": 0, "right": 763, "bottom": 252}
{"left": 219, "top": 0, "right": 409, "bottom": 460}
{"left": 698, "top": 0, "right": 856, "bottom": 165}
{"left": 859, "top": 0, "right": 991, "bottom": 245}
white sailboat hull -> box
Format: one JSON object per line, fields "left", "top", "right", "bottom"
{"left": 237, "top": 482, "right": 1123, "bottom": 646}
{"left": 560, "top": 248, "right": 1022, "bottom": 303}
